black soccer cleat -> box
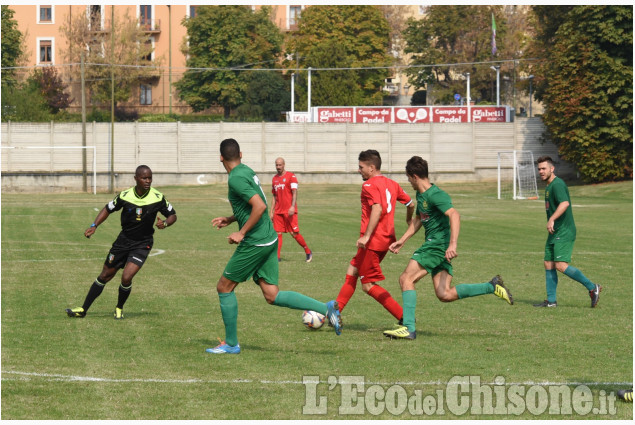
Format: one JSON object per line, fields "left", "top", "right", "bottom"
{"left": 589, "top": 284, "right": 602, "bottom": 308}
{"left": 490, "top": 275, "right": 513, "bottom": 305}
{"left": 66, "top": 307, "right": 86, "bottom": 318}
{"left": 533, "top": 300, "right": 557, "bottom": 308}
{"left": 617, "top": 389, "right": 633, "bottom": 402}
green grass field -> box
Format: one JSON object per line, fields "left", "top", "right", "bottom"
{"left": 1, "top": 180, "right": 632, "bottom": 419}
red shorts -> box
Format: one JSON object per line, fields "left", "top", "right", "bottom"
{"left": 350, "top": 248, "right": 387, "bottom": 284}
{"left": 273, "top": 213, "right": 300, "bottom": 233}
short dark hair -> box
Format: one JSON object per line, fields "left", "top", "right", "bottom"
{"left": 358, "top": 149, "right": 381, "bottom": 170}
{"left": 406, "top": 156, "right": 428, "bottom": 179}
{"left": 220, "top": 138, "right": 241, "bottom": 161}
{"left": 135, "top": 165, "right": 151, "bottom": 176}
{"left": 536, "top": 156, "right": 554, "bottom": 166}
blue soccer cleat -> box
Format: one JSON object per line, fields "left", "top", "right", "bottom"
{"left": 205, "top": 339, "right": 241, "bottom": 354}
{"left": 326, "top": 300, "right": 342, "bottom": 336}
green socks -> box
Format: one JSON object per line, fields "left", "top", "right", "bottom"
{"left": 545, "top": 269, "right": 558, "bottom": 302}
{"left": 218, "top": 292, "right": 239, "bottom": 347}
{"left": 564, "top": 266, "right": 595, "bottom": 291}
{"left": 273, "top": 291, "right": 327, "bottom": 316}
{"left": 455, "top": 282, "right": 494, "bottom": 299}
{"left": 402, "top": 290, "right": 417, "bottom": 332}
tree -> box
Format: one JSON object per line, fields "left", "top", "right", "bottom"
{"left": 287, "top": 5, "right": 392, "bottom": 108}
{"left": 59, "top": 8, "right": 159, "bottom": 108}
{"left": 403, "top": 6, "right": 508, "bottom": 104}
{"left": 1, "top": 5, "right": 26, "bottom": 87}
{"left": 27, "top": 66, "right": 72, "bottom": 114}
{"left": 244, "top": 71, "right": 290, "bottom": 121}
{"left": 176, "top": 5, "right": 284, "bottom": 118}
{"left": 529, "top": 6, "right": 632, "bottom": 182}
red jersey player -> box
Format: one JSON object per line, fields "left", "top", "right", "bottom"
{"left": 270, "top": 157, "right": 312, "bottom": 262}
{"left": 334, "top": 150, "right": 414, "bottom": 328}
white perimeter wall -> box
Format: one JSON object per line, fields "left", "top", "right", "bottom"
{"left": 1, "top": 118, "right": 572, "bottom": 193}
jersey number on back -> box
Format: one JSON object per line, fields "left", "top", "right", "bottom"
{"left": 385, "top": 189, "right": 392, "bottom": 213}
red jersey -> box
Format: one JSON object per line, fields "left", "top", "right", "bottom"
{"left": 360, "top": 175, "right": 412, "bottom": 251}
{"left": 271, "top": 171, "right": 299, "bottom": 214}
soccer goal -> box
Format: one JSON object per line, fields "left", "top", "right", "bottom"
{"left": 497, "top": 150, "right": 539, "bottom": 200}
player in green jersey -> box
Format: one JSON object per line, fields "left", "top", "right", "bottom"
{"left": 206, "top": 138, "right": 342, "bottom": 354}
{"left": 533, "top": 156, "right": 602, "bottom": 308}
{"left": 65, "top": 165, "right": 177, "bottom": 319}
{"left": 383, "top": 156, "right": 513, "bottom": 340}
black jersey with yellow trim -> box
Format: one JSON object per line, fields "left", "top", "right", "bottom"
{"left": 106, "top": 186, "right": 176, "bottom": 241}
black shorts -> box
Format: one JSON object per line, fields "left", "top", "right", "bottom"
{"left": 104, "top": 233, "right": 153, "bottom": 270}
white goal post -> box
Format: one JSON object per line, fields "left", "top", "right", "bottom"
{"left": 1, "top": 146, "right": 97, "bottom": 194}
{"left": 497, "top": 150, "right": 539, "bottom": 200}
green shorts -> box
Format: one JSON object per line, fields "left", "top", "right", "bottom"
{"left": 223, "top": 240, "right": 279, "bottom": 285}
{"left": 411, "top": 243, "right": 453, "bottom": 277}
{"left": 544, "top": 239, "right": 575, "bottom": 263}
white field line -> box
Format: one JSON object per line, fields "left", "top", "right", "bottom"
{"left": 3, "top": 249, "right": 166, "bottom": 263}
{"left": 1, "top": 371, "right": 631, "bottom": 388}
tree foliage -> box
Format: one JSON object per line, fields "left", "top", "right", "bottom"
{"left": 403, "top": 5, "right": 510, "bottom": 104}
{"left": 27, "top": 67, "right": 73, "bottom": 113}
{"left": 59, "top": 9, "right": 158, "bottom": 107}
{"left": 1, "top": 5, "right": 26, "bottom": 87}
{"left": 529, "top": 6, "right": 632, "bottom": 182}
{"left": 287, "top": 5, "right": 392, "bottom": 108}
{"left": 175, "top": 5, "right": 284, "bottom": 118}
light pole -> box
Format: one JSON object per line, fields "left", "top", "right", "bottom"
{"left": 290, "top": 72, "right": 295, "bottom": 114}
{"left": 307, "top": 67, "right": 312, "bottom": 122}
{"left": 528, "top": 75, "right": 534, "bottom": 117}
{"left": 465, "top": 72, "right": 471, "bottom": 104}
{"left": 490, "top": 65, "right": 500, "bottom": 106}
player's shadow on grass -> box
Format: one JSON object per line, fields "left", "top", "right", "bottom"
{"left": 80, "top": 311, "right": 160, "bottom": 319}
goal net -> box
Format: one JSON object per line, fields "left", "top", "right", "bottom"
{"left": 497, "top": 150, "right": 539, "bottom": 200}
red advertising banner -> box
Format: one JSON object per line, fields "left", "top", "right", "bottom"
{"left": 356, "top": 107, "right": 392, "bottom": 123}
{"left": 316, "top": 107, "right": 354, "bottom": 123}
{"left": 393, "top": 107, "right": 430, "bottom": 123}
{"left": 311, "top": 106, "right": 510, "bottom": 123}
{"left": 471, "top": 106, "right": 507, "bottom": 123}
{"left": 431, "top": 107, "right": 469, "bottom": 123}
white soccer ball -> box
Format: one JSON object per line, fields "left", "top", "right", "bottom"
{"left": 302, "top": 310, "right": 325, "bottom": 330}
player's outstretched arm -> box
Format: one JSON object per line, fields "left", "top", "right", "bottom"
{"left": 84, "top": 206, "right": 110, "bottom": 238}
{"left": 212, "top": 215, "right": 236, "bottom": 229}
{"left": 227, "top": 194, "right": 266, "bottom": 244}
{"left": 444, "top": 208, "right": 460, "bottom": 261}
{"left": 390, "top": 218, "right": 422, "bottom": 254}
{"left": 156, "top": 214, "right": 177, "bottom": 230}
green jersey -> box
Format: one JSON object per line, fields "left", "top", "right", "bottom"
{"left": 228, "top": 163, "right": 277, "bottom": 246}
{"left": 545, "top": 176, "right": 576, "bottom": 242}
{"left": 417, "top": 184, "right": 453, "bottom": 246}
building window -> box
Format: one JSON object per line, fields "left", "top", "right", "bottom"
{"left": 89, "top": 5, "right": 103, "bottom": 31}
{"left": 38, "top": 5, "right": 53, "bottom": 24}
{"left": 140, "top": 84, "right": 152, "bottom": 105}
{"left": 140, "top": 5, "right": 152, "bottom": 30}
{"left": 141, "top": 37, "right": 154, "bottom": 62}
{"left": 38, "top": 39, "right": 54, "bottom": 65}
{"left": 189, "top": 5, "right": 199, "bottom": 18}
{"left": 289, "top": 5, "right": 302, "bottom": 29}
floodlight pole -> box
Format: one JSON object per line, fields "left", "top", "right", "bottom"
{"left": 307, "top": 67, "right": 312, "bottom": 122}
{"left": 291, "top": 72, "right": 295, "bottom": 114}
{"left": 110, "top": 5, "right": 115, "bottom": 193}
{"left": 81, "top": 51, "right": 87, "bottom": 192}
{"left": 491, "top": 65, "right": 500, "bottom": 106}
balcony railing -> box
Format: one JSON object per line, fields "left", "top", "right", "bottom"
{"left": 140, "top": 18, "right": 161, "bottom": 32}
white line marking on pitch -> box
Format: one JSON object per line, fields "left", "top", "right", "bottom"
{"left": 1, "top": 371, "right": 630, "bottom": 388}
{"left": 149, "top": 249, "right": 165, "bottom": 257}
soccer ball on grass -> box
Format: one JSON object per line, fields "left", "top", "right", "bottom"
{"left": 302, "top": 310, "right": 325, "bottom": 330}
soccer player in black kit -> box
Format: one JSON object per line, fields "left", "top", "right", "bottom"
{"left": 66, "top": 165, "right": 177, "bottom": 319}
